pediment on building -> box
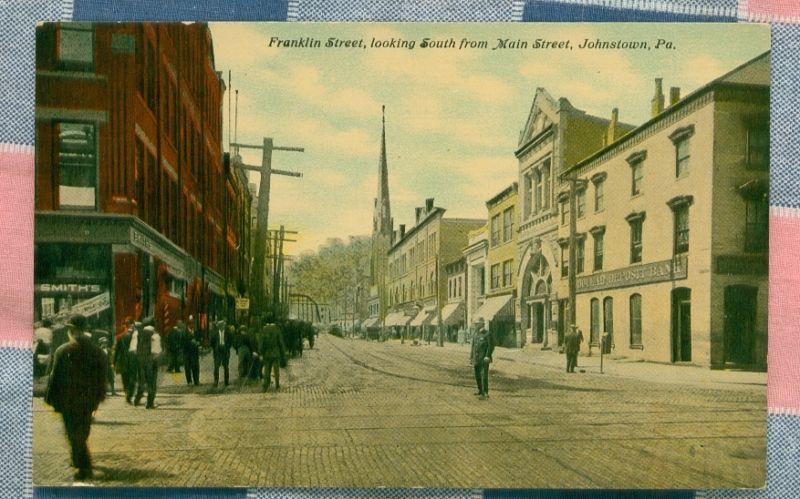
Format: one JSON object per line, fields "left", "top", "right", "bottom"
{"left": 518, "top": 88, "right": 559, "bottom": 149}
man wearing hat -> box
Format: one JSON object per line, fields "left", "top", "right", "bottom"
{"left": 469, "top": 318, "right": 494, "bottom": 399}
{"left": 210, "top": 320, "right": 232, "bottom": 387}
{"left": 44, "top": 314, "right": 107, "bottom": 481}
{"left": 564, "top": 324, "right": 584, "bottom": 373}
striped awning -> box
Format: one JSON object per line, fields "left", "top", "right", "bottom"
{"left": 410, "top": 306, "right": 436, "bottom": 327}
{"left": 473, "top": 294, "right": 513, "bottom": 323}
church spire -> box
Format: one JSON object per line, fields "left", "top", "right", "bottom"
{"left": 374, "top": 105, "right": 392, "bottom": 236}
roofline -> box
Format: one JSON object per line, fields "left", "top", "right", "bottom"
{"left": 565, "top": 51, "right": 770, "bottom": 176}
{"left": 486, "top": 182, "right": 519, "bottom": 207}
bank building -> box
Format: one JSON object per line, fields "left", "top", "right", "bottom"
{"left": 552, "top": 52, "right": 769, "bottom": 370}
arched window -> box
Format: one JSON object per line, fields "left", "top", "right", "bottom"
{"left": 590, "top": 298, "right": 600, "bottom": 345}
{"left": 603, "top": 297, "right": 614, "bottom": 353}
{"left": 630, "top": 294, "right": 642, "bottom": 347}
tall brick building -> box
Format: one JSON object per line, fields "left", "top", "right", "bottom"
{"left": 34, "top": 22, "right": 251, "bottom": 338}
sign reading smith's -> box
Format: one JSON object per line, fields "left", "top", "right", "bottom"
{"left": 576, "top": 255, "right": 688, "bottom": 294}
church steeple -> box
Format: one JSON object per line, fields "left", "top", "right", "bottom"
{"left": 371, "top": 106, "right": 393, "bottom": 290}
{"left": 374, "top": 105, "right": 392, "bottom": 236}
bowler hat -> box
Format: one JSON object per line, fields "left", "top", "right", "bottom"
{"left": 66, "top": 314, "right": 87, "bottom": 330}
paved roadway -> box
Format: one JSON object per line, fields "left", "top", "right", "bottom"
{"left": 33, "top": 334, "right": 766, "bottom": 489}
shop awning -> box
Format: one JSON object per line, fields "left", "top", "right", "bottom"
{"left": 385, "top": 311, "right": 412, "bottom": 327}
{"left": 410, "top": 306, "right": 436, "bottom": 327}
{"left": 474, "top": 294, "right": 513, "bottom": 323}
{"left": 363, "top": 317, "right": 379, "bottom": 329}
{"left": 436, "top": 302, "right": 465, "bottom": 327}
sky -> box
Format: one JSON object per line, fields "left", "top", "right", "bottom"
{"left": 208, "top": 22, "right": 769, "bottom": 256}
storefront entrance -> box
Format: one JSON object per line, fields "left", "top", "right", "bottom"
{"left": 724, "top": 285, "right": 757, "bottom": 365}
{"left": 671, "top": 288, "right": 692, "bottom": 362}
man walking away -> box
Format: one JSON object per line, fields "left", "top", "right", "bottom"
{"left": 470, "top": 318, "right": 494, "bottom": 399}
{"left": 135, "top": 325, "right": 161, "bottom": 408}
{"left": 259, "top": 320, "right": 287, "bottom": 392}
{"left": 45, "top": 314, "right": 106, "bottom": 481}
{"left": 211, "top": 321, "right": 232, "bottom": 387}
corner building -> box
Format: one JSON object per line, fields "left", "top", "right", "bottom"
{"left": 34, "top": 23, "right": 251, "bottom": 338}
{"left": 557, "top": 53, "right": 769, "bottom": 369}
{"left": 515, "top": 89, "right": 635, "bottom": 349}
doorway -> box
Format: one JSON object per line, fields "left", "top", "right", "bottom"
{"left": 671, "top": 288, "right": 691, "bottom": 362}
{"left": 724, "top": 285, "right": 757, "bottom": 365}
{"left": 530, "top": 302, "right": 545, "bottom": 343}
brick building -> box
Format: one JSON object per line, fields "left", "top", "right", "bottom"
{"left": 34, "top": 22, "right": 251, "bottom": 339}
{"left": 558, "top": 52, "right": 769, "bottom": 369}
{"left": 383, "top": 198, "right": 483, "bottom": 338}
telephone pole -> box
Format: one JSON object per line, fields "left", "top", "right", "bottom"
{"left": 232, "top": 139, "right": 303, "bottom": 321}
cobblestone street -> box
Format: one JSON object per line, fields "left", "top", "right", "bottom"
{"left": 33, "top": 334, "right": 766, "bottom": 489}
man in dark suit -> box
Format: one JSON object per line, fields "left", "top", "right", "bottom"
{"left": 469, "top": 318, "right": 494, "bottom": 399}
{"left": 210, "top": 321, "right": 232, "bottom": 387}
{"left": 182, "top": 318, "right": 201, "bottom": 386}
{"left": 45, "top": 314, "right": 107, "bottom": 481}
{"left": 259, "top": 320, "right": 286, "bottom": 392}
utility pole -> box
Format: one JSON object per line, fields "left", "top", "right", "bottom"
{"left": 436, "top": 253, "right": 444, "bottom": 347}
{"left": 566, "top": 173, "right": 589, "bottom": 328}
{"left": 232, "top": 139, "right": 303, "bottom": 321}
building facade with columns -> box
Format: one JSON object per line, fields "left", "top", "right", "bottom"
{"left": 556, "top": 52, "right": 769, "bottom": 369}
{"left": 515, "top": 88, "right": 635, "bottom": 349}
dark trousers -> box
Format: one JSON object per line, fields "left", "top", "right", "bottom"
{"left": 125, "top": 354, "right": 140, "bottom": 402}
{"left": 62, "top": 410, "right": 92, "bottom": 472}
{"left": 213, "top": 349, "right": 230, "bottom": 386}
{"left": 237, "top": 346, "right": 251, "bottom": 379}
{"left": 184, "top": 351, "right": 200, "bottom": 385}
{"left": 167, "top": 347, "right": 183, "bottom": 372}
{"left": 473, "top": 362, "right": 489, "bottom": 395}
{"left": 136, "top": 359, "right": 158, "bottom": 407}
{"left": 566, "top": 352, "right": 578, "bottom": 373}
{"left": 262, "top": 357, "right": 280, "bottom": 390}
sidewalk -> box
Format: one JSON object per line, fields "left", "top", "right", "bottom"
{"left": 387, "top": 337, "right": 766, "bottom": 391}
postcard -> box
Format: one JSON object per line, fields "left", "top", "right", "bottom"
{"left": 33, "top": 22, "right": 769, "bottom": 488}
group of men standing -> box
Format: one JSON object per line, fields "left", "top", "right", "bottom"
{"left": 43, "top": 313, "right": 316, "bottom": 481}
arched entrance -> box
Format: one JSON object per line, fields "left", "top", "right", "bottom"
{"left": 521, "top": 253, "right": 552, "bottom": 345}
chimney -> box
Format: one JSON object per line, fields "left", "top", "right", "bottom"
{"left": 669, "top": 87, "right": 681, "bottom": 106}
{"left": 606, "top": 108, "right": 619, "bottom": 145}
{"left": 425, "top": 197, "right": 434, "bottom": 212}
{"left": 415, "top": 207, "right": 423, "bottom": 223}
{"left": 651, "top": 78, "right": 665, "bottom": 117}
{"left": 399, "top": 224, "right": 406, "bottom": 239}
{"left": 392, "top": 230, "right": 398, "bottom": 245}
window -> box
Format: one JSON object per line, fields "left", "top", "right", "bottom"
{"left": 523, "top": 173, "right": 532, "bottom": 217}
{"left": 559, "top": 240, "right": 569, "bottom": 278}
{"left": 576, "top": 237, "right": 585, "bottom": 274}
{"left": 145, "top": 39, "right": 157, "bottom": 111}
{"left": 747, "top": 126, "right": 769, "bottom": 169}
{"left": 502, "top": 259, "right": 512, "bottom": 287}
{"left": 670, "top": 125, "right": 694, "bottom": 178}
{"left": 667, "top": 196, "right": 693, "bottom": 255}
{"left": 625, "top": 151, "right": 646, "bottom": 196}
{"left": 590, "top": 298, "right": 600, "bottom": 345}
{"left": 745, "top": 193, "right": 768, "bottom": 252}
{"left": 490, "top": 215, "right": 500, "bottom": 247}
{"left": 591, "top": 227, "right": 605, "bottom": 271}
{"left": 503, "top": 207, "right": 514, "bottom": 242}
{"left": 534, "top": 170, "right": 543, "bottom": 213}
{"left": 630, "top": 294, "right": 643, "bottom": 347}
{"left": 542, "top": 160, "right": 551, "bottom": 209}
{"left": 58, "top": 24, "right": 94, "bottom": 70}
{"left": 594, "top": 179, "right": 604, "bottom": 212}
{"left": 560, "top": 199, "right": 569, "bottom": 225}
{"left": 626, "top": 213, "right": 645, "bottom": 264}
{"left": 479, "top": 267, "right": 486, "bottom": 296}
{"left": 58, "top": 122, "right": 97, "bottom": 210}
{"left": 631, "top": 162, "right": 643, "bottom": 195}
{"left": 576, "top": 189, "right": 586, "bottom": 218}
{"left": 491, "top": 264, "right": 500, "bottom": 289}
{"left": 674, "top": 205, "right": 689, "bottom": 254}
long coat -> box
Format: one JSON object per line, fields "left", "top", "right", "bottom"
{"left": 259, "top": 324, "right": 286, "bottom": 360}
{"left": 45, "top": 335, "right": 106, "bottom": 415}
{"left": 470, "top": 329, "right": 494, "bottom": 366}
